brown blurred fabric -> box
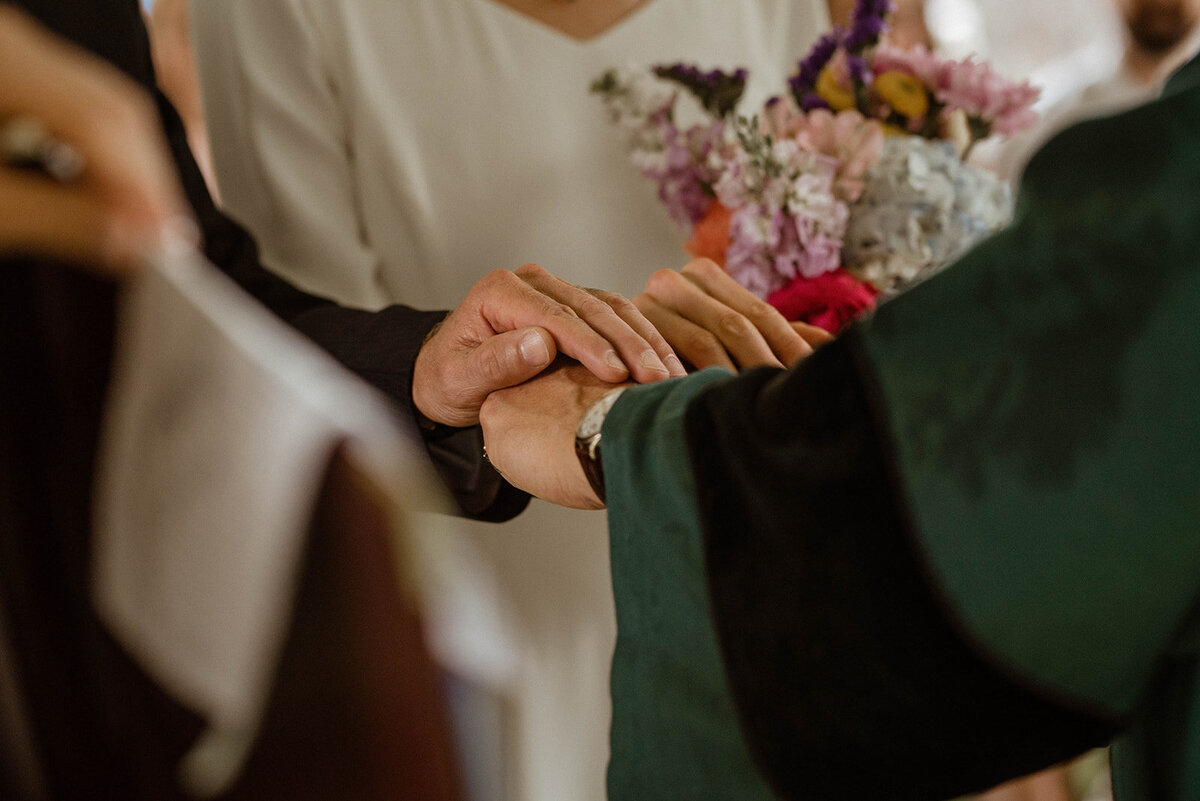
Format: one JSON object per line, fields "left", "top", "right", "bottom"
{"left": 226, "top": 447, "right": 465, "bottom": 801}
{"left": 0, "top": 262, "right": 464, "bottom": 799}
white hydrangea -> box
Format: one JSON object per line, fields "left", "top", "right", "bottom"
{"left": 592, "top": 67, "right": 677, "bottom": 159}
{"left": 842, "top": 137, "right": 1012, "bottom": 294}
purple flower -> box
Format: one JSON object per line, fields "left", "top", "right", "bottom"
{"left": 642, "top": 118, "right": 725, "bottom": 226}
{"left": 789, "top": 30, "right": 843, "bottom": 106}
{"left": 724, "top": 205, "right": 784, "bottom": 298}
{"left": 799, "top": 91, "right": 832, "bottom": 112}
{"left": 653, "top": 63, "right": 748, "bottom": 117}
{"left": 847, "top": 55, "right": 872, "bottom": 86}
{"left": 843, "top": 0, "right": 892, "bottom": 52}
{"left": 790, "top": 220, "right": 844, "bottom": 279}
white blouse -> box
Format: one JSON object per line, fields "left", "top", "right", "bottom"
{"left": 194, "top": 2, "right": 827, "bottom": 799}
{"left": 195, "top": 0, "right": 827, "bottom": 308}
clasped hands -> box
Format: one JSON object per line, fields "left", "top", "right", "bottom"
{"left": 441, "top": 259, "right": 832, "bottom": 511}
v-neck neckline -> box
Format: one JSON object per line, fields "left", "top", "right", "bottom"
{"left": 474, "top": 0, "right": 666, "bottom": 46}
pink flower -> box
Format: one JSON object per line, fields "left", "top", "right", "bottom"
{"left": 790, "top": 108, "right": 884, "bottom": 202}
{"left": 935, "top": 56, "right": 1040, "bottom": 135}
{"left": 766, "top": 269, "right": 877, "bottom": 333}
{"left": 724, "top": 205, "right": 784, "bottom": 298}
{"left": 643, "top": 118, "right": 725, "bottom": 226}
{"left": 760, "top": 96, "right": 808, "bottom": 139}
{"left": 871, "top": 43, "right": 943, "bottom": 86}
{"left": 790, "top": 221, "right": 843, "bottom": 278}
{"left": 870, "top": 45, "right": 1039, "bottom": 138}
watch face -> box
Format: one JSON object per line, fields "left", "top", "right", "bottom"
{"left": 578, "top": 401, "right": 607, "bottom": 439}
{"left": 577, "top": 387, "right": 626, "bottom": 440}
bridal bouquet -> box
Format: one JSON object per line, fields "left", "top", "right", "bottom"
{"left": 591, "top": 0, "right": 1039, "bottom": 332}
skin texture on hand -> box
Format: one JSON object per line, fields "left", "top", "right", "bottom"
{"left": 468, "top": 259, "right": 836, "bottom": 510}
{"left": 0, "top": 6, "right": 190, "bottom": 273}
{"left": 412, "top": 262, "right": 684, "bottom": 427}
{"left": 478, "top": 361, "right": 617, "bottom": 510}
{"left": 634, "top": 258, "right": 832, "bottom": 372}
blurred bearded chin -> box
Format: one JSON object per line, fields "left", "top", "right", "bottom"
{"left": 1125, "top": 3, "right": 1198, "bottom": 53}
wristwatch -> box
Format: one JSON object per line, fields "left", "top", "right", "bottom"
{"left": 574, "top": 387, "right": 628, "bottom": 503}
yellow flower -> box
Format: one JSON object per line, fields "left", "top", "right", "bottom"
{"left": 815, "top": 65, "right": 856, "bottom": 112}
{"left": 873, "top": 71, "right": 929, "bottom": 119}
{"left": 880, "top": 122, "right": 910, "bottom": 138}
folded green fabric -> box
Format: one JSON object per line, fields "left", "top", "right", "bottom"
{"left": 603, "top": 369, "right": 777, "bottom": 801}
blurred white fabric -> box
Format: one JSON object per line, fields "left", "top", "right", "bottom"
{"left": 91, "top": 243, "right": 516, "bottom": 796}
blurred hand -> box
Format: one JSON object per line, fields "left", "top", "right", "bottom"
{"left": 635, "top": 258, "right": 832, "bottom": 372}
{"left": 0, "top": 6, "right": 190, "bottom": 274}
{"left": 479, "top": 361, "right": 616, "bottom": 510}
{"left": 413, "top": 263, "right": 684, "bottom": 427}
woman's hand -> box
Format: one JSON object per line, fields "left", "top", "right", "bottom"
{"left": 0, "top": 6, "right": 191, "bottom": 274}
{"left": 634, "top": 258, "right": 832, "bottom": 372}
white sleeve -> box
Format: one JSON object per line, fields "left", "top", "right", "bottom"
{"left": 192, "top": 0, "right": 389, "bottom": 310}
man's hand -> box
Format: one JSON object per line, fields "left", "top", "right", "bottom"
{"left": 479, "top": 362, "right": 617, "bottom": 510}
{"left": 413, "top": 263, "right": 684, "bottom": 427}
{"left": 0, "top": 6, "right": 191, "bottom": 273}
{"left": 635, "top": 258, "right": 832, "bottom": 372}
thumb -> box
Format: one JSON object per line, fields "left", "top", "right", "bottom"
{"left": 468, "top": 327, "right": 557, "bottom": 393}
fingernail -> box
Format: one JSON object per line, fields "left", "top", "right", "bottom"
{"left": 640, "top": 350, "right": 670, "bottom": 375}
{"left": 520, "top": 330, "right": 551, "bottom": 366}
{"left": 604, "top": 350, "right": 628, "bottom": 373}
{"left": 665, "top": 353, "right": 686, "bottom": 376}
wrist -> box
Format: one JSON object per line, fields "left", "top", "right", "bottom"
{"left": 574, "top": 386, "right": 629, "bottom": 504}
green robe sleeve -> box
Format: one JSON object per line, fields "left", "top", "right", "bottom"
{"left": 860, "top": 55, "right": 1200, "bottom": 719}
{"left": 602, "top": 369, "right": 779, "bottom": 801}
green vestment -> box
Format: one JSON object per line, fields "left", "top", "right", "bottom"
{"left": 604, "top": 56, "right": 1200, "bottom": 800}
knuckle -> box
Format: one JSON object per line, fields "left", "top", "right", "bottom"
{"left": 548, "top": 302, "right": 581, "bottom": 322}
{"left": 476, "top": 342, "right": 512, "bottom": 385}
{"left": 747, "top": 298, "right": 780, "bottom": 324}
{"left": 478, "top": 268, "right": 513, "bottom": 293}
{"left": 683, "top": 258, "right": 722, "bottom": 279}
{"left": 574, "top": 294, "right": 615, "bottom": 320}
{"left": 514, "top": 262, "right": 546, "bottom": 280}
{"left": 484, "top": 267, "right": 511, "bottom": 281}
{"left": 647, "top": 333, "right": 674, "bottom": 356}
{"left": 686, "top": 331, "right": 722, "bottom": 358}
{"left": 608, "top": 294, "right": 640, "bottom": 316}
{"left": 719, "top": 312, "right": 755, "bottom": 339}
{"left": 645, "top": 269, "right": 679, "bottom": 295}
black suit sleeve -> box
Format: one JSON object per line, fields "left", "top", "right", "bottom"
{"left": 157, "top": 91, "right": 525, "bottom": 520}
{"left": 8, "top": 0, "right": 527, "bottom": 520}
